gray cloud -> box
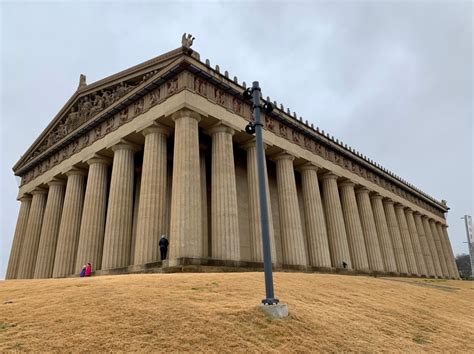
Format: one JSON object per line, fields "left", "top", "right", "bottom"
{"left": 1, "top": 0, "right": 472, "bottom": 279}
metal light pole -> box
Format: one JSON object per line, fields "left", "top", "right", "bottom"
{"left": 461, "top": 215, "right": 473, "bottom": 279}
{"left": 244, "top": 81, "right": 278, "bottom": 305}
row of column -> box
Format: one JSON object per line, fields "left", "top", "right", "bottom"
{"left": 6, "top": 109, "right": 459, "bottom": 280}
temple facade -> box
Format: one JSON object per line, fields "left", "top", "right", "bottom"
{"left": 6, "top": 41, "right": 460, "bottom": 280}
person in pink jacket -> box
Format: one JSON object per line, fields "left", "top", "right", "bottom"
{"left": 84, "top": 263, "right": 92, "bottom": 277}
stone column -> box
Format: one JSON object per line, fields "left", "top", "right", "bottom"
{"left": 5, "top": 195, "right": 32, "bottom": 279}
{"left": 134, "top": 123, "right": 169, "bottom": 265}
{"left": 274, "top": 153, "right": 307, "bottom": 266}
{"left": 405, "top": 209, "right": 428, "bottom": 276}
{"left": 208, "top": 123, "right": 240, "bottom": 261}
{"left": 395, "top": 204, "right": 419, "bottom": 275}
{"left": 383, "top": 199, "right": 409, "bottom": 274}
{"left": 34, "top": 179, "right": 66, "bottom": 279}
{"left": 321, "top": 172, "right": 351, "bottom": 269}
{"left": 413, "top": 213, "right": 436, "bottom": 277}
{"left": 169, "top": 110, "right": 203, "bottom": 261}
{"left": 441, "top": 225, "right": 460, "bottom": 279}
{"left": 436, "top": 222, "right": 457, "bottom": 279}
{"left": 355, "top": 187, "right": 385, "bottom": 272}
{"left": 101, "top": 141, "right": 137, "bottom": 270}
{"left": 16, "top": 188, "right": 48, "bottom": 279}
{"left": 422, "top": 215, "right": 443, "bottom": 277}
{"left": 429, "top": 219, "right": 450, "bottom": 278}
{"left": 370, "top": 194, "right": 397, "bottom": 273}
{"left": 300, "top": 164, "right": 331, "bottom": 268}
{"left": 339, "top": 181, "right": 369, "bottom": 271}
{"left": 75, "top": 156, "right": 110, "bottom": 273}
{"left": 243, "top": 139, "right": 277, "bottom": 264}
{"left": 52, "top": 169, "right": 87, "bottom": 277}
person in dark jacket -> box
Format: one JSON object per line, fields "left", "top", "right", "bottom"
{"left": 159, "top": 235, "right": 169, "bottom": 261}
{"left": 79, "top": 264, "right": 86, "bottom": 277}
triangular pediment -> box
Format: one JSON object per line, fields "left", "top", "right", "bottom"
{"left": 14, "top": 46, "right": 195, "bottom": 174}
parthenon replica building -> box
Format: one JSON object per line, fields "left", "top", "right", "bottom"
{"left": 6, "top": 37, "right": 460, "bottom": 280}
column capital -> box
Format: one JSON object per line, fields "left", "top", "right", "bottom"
{"left": 31, "top": 187, "right": 48, "bottom": 195}
{"left": 271, "top": 151, "right": 295, "bottom": 162}
{"left": 355, "top": 186, "right": 371, "bottom": 195}
{"left": 110, "top": 139, "right": 140, "bottom": 153}
{"left": 339, "top": 179, "right": 355, "bottom": 188}
{"left": 382, "top": 197, "right": 394, "bottom": 205}
{"left": 47, "top": 178, "right": 67, "bottom": 187}
{"left": 369, "top": 192, "right": 383, "bottom": 201}
{"left": 171, "top": 109, "right": 201, "bottom": 122}
{"left": 205, "top": 122, "right": 235, "bottom": 136}
{"left": 141, "top": 122, "right": 171, "bottom": 137}
{"left": 413, "top": 211, "right": 421, "bottom": 217}
{"left": 18, "top": 194, "right": 32, "bottom": 202}
{"left": 86, "top": 154, "right": 112, "bottom": 166}
{"left": 240, "top": 138, "right": 269, "bottom": 151}
{"left": 404, "top": 208, "right": 414, "bottom": 215}
{"left": 320, "top": 171, "right": 339, "bottom": 181}
{"left": 420, "top": 214, "right": 429, "bottom": 220}
{"left": 65, "top": 167, "right": 88, "bottom": 177}
{"left": 394, "top": 203, "right": 406, "bottom": 210}
{"left": 298, "top": 162, "right": 320, "bottom": 172}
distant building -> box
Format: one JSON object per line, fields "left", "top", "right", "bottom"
{"left": 6, "top": 37, "right": 459, "bottom": 280}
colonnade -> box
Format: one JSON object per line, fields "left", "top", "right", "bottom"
{"left": 6, "top": 110, "right": 459, "bottom": 280}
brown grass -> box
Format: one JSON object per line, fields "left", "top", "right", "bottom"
{"left": 0, "top": 272, "right": 472, "bottom": 352}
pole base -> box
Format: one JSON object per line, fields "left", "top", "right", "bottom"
{"left": 260, "top": 303, "right": 289, "bottom": 318}
{"left": 262, "top": 298, "right": 279, "bottom": 305}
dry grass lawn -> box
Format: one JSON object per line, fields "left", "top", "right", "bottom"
{"left": 0, "top": 272, "right": 472, "bottom": 352}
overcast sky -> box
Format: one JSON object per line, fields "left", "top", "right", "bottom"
{"left": 0, "top": 1, "right": 472, "bottom": 279}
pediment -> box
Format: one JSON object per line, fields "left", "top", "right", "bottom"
{"left": 14, "top": 47, "right": 193, "bottom": 174}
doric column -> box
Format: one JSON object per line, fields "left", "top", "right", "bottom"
{"left": 101, "top": 141, "right": 137, "bottom": 270}
{"left": 422, "top": 215, "right": 443, "bottom": 277}
{"left": 394, "top": 204, "right": 419, "bottom": 275}
{"left": 16, "top": 188, "right": 48, "bottom": 279}
{"left": 321, "top": 172, "right": 351, "bottom": 269}
{"left": 5, "top": 195, "right": 32, "bottom": 279}
{"left": 441, "top": 225, "right": 460, "bottom": 279}
{"left": 370, "top": 194, "right": 397, "bottom": 273}
{"left": 413, "top": 213, "right": 436, "bottom": 277}
{"left": 52, "top": 169, "right": 87, "bottom": 277}
{"left": 383, "top": 199, "right": 409, "bottom": 274}
{"left": 34, "top": 179, "right": 66, "bottom": 279}
{"left": 429, "top": 219, "right": 450, "bottom": 278}
{"left": 339, "top": 181, "right": 369, "bottom": 271}
{"left": 243, "top": 139, "right": 277, "bottom": 264}
{"left": 355, "top": 187, "right": 384, "bottom": 272}
{"left": 405, "top": 209, "right": 428, "bottom": 276}
{"left": 134, "top": 123, "right": 170, "bottom": 265}
{"left": 75, "top": 156, "right": 110, "bottom": 273}
{"left": 208, "top": 123, "right": 240, "bottom": 261}
{"left": 274, "top": 152, "right": 307, "bottom": 266}
{"left": 169, "top": 110, "right": 203, "bottom": 261}
{"left": 300, "top": 164, "right": 331, "bottom": 268}
{"left": 436, "top": 222, "right": 457, "bottom": 279}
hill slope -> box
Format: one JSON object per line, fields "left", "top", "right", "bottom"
{"left": 0, "top": 273, "right": 472, "bottom": 352}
